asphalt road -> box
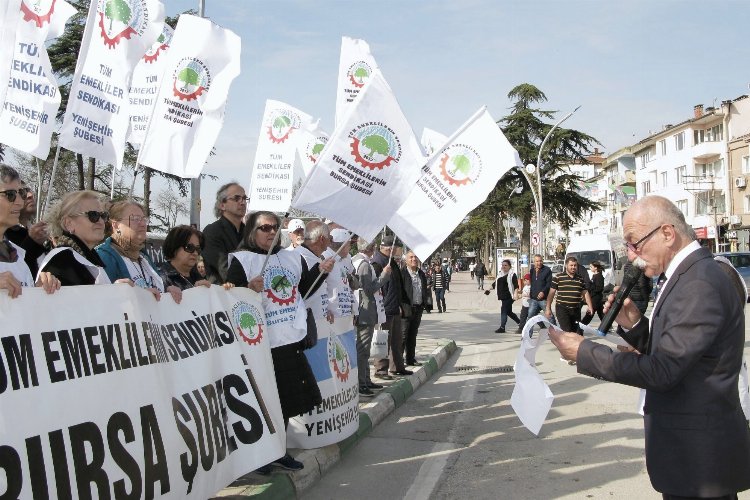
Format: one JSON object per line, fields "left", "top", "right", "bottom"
{"left": 303, "top": 271, "right": 750, "bottom": 500}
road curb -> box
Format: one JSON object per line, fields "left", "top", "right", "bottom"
{"left": 214, "top": 339, "right": 457, "bottom": 499}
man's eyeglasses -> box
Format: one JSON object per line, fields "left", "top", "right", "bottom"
{"left": 257, "top": 223, "right": 279, "bottom": 233}
{"left": 224, "top": 195, "right": 249, "bottom": 203}
{"left": 182, "top": 243, "right": 201, "bottom": 254}
{"left": 0, "top": 187, "right": 31, "bottom": 203}
{"left": 625, "top": 225, "right": 664, "bottom": 253}
{"left": 128, "top": 214, "right": 149, "bottom": 225}
{"left": 73, "top": 211, "right": 109, "bottom": 223}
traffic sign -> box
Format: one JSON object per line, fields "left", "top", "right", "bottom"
{"left": 532, "top": 232, "right": 540, "bottom": 246}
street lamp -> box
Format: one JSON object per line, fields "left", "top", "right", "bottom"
{"left": 530, "top": 105, "right": 581, "bottom": 257}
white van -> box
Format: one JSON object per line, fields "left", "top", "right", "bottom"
{"left": 564, "top": 234, "right": 627, "bottom": 290}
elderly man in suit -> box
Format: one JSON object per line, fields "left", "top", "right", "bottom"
{"left": 202, "top": 182, "right": 247, "bottom": 284}
{"left": 549, "top": 195, "right": 750, "bottom": 499}
{"left": 401, "top": 250, "right": 429, "bottom": 366}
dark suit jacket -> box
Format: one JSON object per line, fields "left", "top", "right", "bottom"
{"left": 577, "top": 246, "right": 750, "bottom": 496}
{"left": 401, "top": 266, "right": 428, "bottom": 308}
{"left": 202, "top": 216, "right": 244, "bottom": 285}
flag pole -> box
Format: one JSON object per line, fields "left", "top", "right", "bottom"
{"left": 35, "top": 158, "right": 43, "bottom": 218}
{"left": 41, "top": 144, "right": 62, "bottom": 218}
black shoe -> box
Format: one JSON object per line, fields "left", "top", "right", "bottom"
{"left": 359, "top": 387, "right": 374, "bottom": 397}
{"left": 367, "top": 381, "right": 384, "bottom": 389}
{"left": 272, "top": 453, "right": 304, "bottom": 471}
{"left": 406, "top": 360, "right": 422, "bottom": 366}
{"left": 255, "top": 464, "right": 272, "bottom": 475}
{"left": 390, "top": 369, "right": 413, "bottom": 376}
{"left": 374, "top": 372, "right": 393, "bottom": 380}
{"left": 438, "top": 309, "right": 443, "bottom": 313}
{"left": 495, "top": 327, "right": 505, "bottom": 333}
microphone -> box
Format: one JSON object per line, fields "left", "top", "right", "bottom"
{"left": 596, "top": 265, "right": 643, "bottom": 336}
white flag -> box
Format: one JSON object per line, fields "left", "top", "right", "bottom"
{"left": 389, "top": 108, "right": 523, "bottom": 261}
{"left": 297, "top": 120, "right": 329, "bottom": 178}
{"left": 0, "top": 0, "right": 22, "bottom": 112}
{"left": 138, "top": 15, "right": 240, "bottom": 178}
{"left": 247, "top": 100, "right": 313, "bottom": 211}
{"left": 58, "top": 0, "right": 165, "bottom": 169}
{"left": 420, "top": 127, "right": 447, "bottom": 156}
{"left": 127, "top": 23, "right": 173, "bottom": 146}
{"left": 335, "top": 36, "right": 379, "bottom": 128}
{"left": 292, "top": 71, "right": 425, "bottom": 241}
{"left": 0, "top": 0, "right": 76, "bottom": 158}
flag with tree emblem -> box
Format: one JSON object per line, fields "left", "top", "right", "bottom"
{"left": 389, "top": 107, "right": 523, "bottom": 262}
{"left": 335, "top": 36, "right": 380, "bottom": 128}
{"left": 58, "top": 0, "right": 165, "bottom": 169}
{"left": 0, "top": 0, "right": 23, "bottom": 113}
{"left": 297, "top": 119, "right": 329, "bottom": 178}
{"left": 247, "top": 99, "right": 314, "bottom": 211}
{"left": 292, "top": 70, "right": 425, "bottom": 241}
{"left": 0, "top": 0, "right": 76, "bottom": 158}
{"left": 137, "top": 15, "right": 241, "bottom": 178}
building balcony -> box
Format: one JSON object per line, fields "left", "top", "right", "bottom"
{"left": 613, "top": 170, "right": 636, "bottom": 186}
{"left": 691, "top": 141, "right": 723, "bottom": 160}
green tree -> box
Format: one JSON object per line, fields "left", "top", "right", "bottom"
{"left": 178, "top": 67, "right": 199, "bottom": 91}
{"left": 104, "top": 0, "right": 131, "bottom": 32}
{"left": 450, "top": 155, "right": 471, "bottom": 176}
{"left": 311, "top": 142, "right": 325, "bottom": 156}
{"left": 362, "top": 135, "right": 389, "bottom": 160}
{"left": 354, "top": 67, "right": 369, "bottom": 83}
{"left": 273, "top": 115, "right": 291, "bottom": 134}
{"left": 240, "top": 312, "right": 256, "bottom": 330}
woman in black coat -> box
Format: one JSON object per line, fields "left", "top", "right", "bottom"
{"left": 582, "top": 260, "right": 605, "bottom": 325}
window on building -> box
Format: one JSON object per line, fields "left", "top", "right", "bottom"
{"left": 694, "top": 129, "right": 704, "bottom": 145}
{"left": 742, "top": 155, "right": 750, "bottom": 174}
{"left": 745, "top": 195, "right": 750, "bottom": 214}
{"left": 675, "top": 132, "right": 685, "bottom": 151}
{"left": 696, "top": 190, "right": 726, "bottom": 215}
{"left": 707, "top": 123, "right": 723, "bottom": 142}
{"left": 660, "top": 171, "right": 668, "bottom": 187}
{"left": 696, "top": 159, "right": 724, "bottom": 178}
{"left": 675, "top": 165, "right": 687, "bottom": 183}
{"left": 642, "top": 181, "right": 651, "bottom": 194}
{"left": 659, "top": 139, "right": 666, "bottom": 155}
{"left": 676, "top": 199, "right": 688, "bottom": 217}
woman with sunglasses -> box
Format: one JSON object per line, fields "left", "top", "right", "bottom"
{"left": 96, "top": 200, "right": 180, "bottom": 302}
{"left": 159, "top": 225, "right": 232, "bottom": 291}
{"left": 226, "top": 211, "right": 335, "bottom": 474}
{"left": 0, "top": 164, "right": 59, "bottom": 297}
{"left": 39, "top": 190, "right": 113, "bottom": 285}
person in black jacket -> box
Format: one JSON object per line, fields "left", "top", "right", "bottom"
{"left": 581, "top": 261, "right": 605, "bottom": 325}
{"left": 401, "top": 251, "right": 429, "bottom": 366}
{"left": 6, "top": 181, "right": 47, "bottom": 277}
{"left": 202, "top": 182, "right": 246, "bottom": 284}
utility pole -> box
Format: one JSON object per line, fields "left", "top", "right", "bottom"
{"left": 189, "top": 0, "right": 206, "bottom": 229}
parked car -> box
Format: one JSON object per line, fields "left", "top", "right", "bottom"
{"left": 715, "top": 252, "right": 750, "bottom": 301}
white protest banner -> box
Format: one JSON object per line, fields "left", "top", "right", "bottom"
{"left": 288, "top": 316, "right": 359, "bottom": 448}
{"left": 127, "top": 23, "right": 173, "bottom": 145}
{"left": 58, "top": 0, "right": 164, "bottom": 169}
{"left": 0, "top": 285, "right": 286, "bottom": 498}
{"left": 292, "top": 71, "right": 425, "bottom": 241}
{"left": 389, "top": 108, "right": 523, "bottom": 262}
{"left": 297, "top": 119, "right": 329, "bottom": 178}
{"left": 0, "top": 0, "right": 76, "bottom": 158}
{"left": 0, "top": 0, "right": 23, "bottom": 111}
{"left": 420, "top": 127, "right": 447, "bottom": 156}
{"left": 335, "top": 36, "right": 379, "bottom": 127}
{"left": 247, "top": 100, "right": 313, "bottom": 211}
{"left": 138, "top": 14, "right": 241, "bottom": 178}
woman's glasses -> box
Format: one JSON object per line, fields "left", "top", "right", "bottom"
{"left": 257, "top": 224, "right": 279, "bottom": 233}
{"left": 0, "top": 187, "right": 31, "bottom": 202}
{"left": 73, "top": 211, "right": 109, "bottom": 223}
{"left": 182, "top": 243, "right": 201, "bottom": 254}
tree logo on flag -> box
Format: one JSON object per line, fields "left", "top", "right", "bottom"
{"left": 347, "top": 61, "right": 372, "bottom": 89}
{"left": 172, "top": 57, "right": 211, "bottom": 101}
{"left": 305, "top": 135, "right": 328, "bottom": 164}
{"left": 439, "top": 143, "right": 483, "bottom": 186}
{"left": 20, "top": 0, "right": 56, "bottom": 27}
{"left": 263, "top": 265, "right": 297, "bottom": 306}
{"left": 97, "top": 0, "right": 148, "bottom": 49}
{"left": 266, "top": 108, "right": 301, "bottom": 144}
{"left": 328, "top": 335, "right": 351, "bottom": 382}
{"left": 232, "top": 301, "right": 264, "bottom": 346}
{"left": 349, "top": 123, "right": 402, "bottom": 170}
{"left": 143, "top": 24, "right": 172, "bottom": 63}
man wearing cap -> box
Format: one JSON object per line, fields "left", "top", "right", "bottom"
{"left": 371, "top": 236, "right": 412, "bottom": 378}
{"left": 401, "top": 250, "right": 428, "bottom": 366}
{"left": 202, "top": 182, "right": 247, "bottom": 284}
{"left": 286, "top": 218, "right": 305, "bottom": 249}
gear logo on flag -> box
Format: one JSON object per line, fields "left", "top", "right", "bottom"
{"left": 328, "top": 335, "right": 351, "bottom": 382}
{"left": 264, "top": 266, "right": 297, "bottom": 306}
{"left": 232, "top": 301, "right": 265, "bottom": 346}
{"left": 439, "top": 143, "right": 483, "bottom": 186}
{"left": 143, "top": 24, "right": 172, "bottom": 63}
{"left": 97, "top": 0, "right": 148, "bottom": 49}
{"left": 305, "top": 135, "right": 328, "bottom": 164}
{"left": 172, "top": 57, "right": 211, "bottom": 101}
{"left": 20, "top": 0, "right": 56, "bottom": 27}
{"left": 346, "top": 61, "right": 372, "bottom": 89}
{"left": 266, "top": 108, "right": 301, "bottom": 144}
{"left": 349, "top": 123, "right": 402, "bottom": 170}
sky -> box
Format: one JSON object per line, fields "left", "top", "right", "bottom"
{"left": 50, "top": 0, "right": 750, "bottom": 227}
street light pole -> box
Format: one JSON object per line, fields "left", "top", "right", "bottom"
{"left": 189, "top": 0, "right": 207, "bottom": 229}
{"left": 534, "top": 105, "right": 581, "bottom": 258}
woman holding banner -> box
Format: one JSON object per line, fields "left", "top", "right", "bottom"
{"left": 227, "top": 210, "right": 335, "bottom": 475}
{"left": 160, "top": 225, "right": 210, "bottom": 290}
{"left": 0, "top": 164, "right": 59, "bottom": 296}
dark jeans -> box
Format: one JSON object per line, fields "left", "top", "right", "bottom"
{"left": 356, "top": 324, "right": 374, "bottom": 386}
{"left": 500, "top": 298, "right": 520, "bottom": 328}
{"left": 519, "top": 305, "right": 529, "bottom": 329}
{"left": 375, "top": 314, "right": 405, "bottom": 373}
{"left": 555, "top": 304, "right": 582, "bottom": 334}
{"left": 434, "top": 288, "right": 446, "bottom": 311}
{"left": 476, "top": 275, "right": 484, "bottom": 289}
{"left": 581, "top": 301, "right": 604, "bottom": 325}
{"left": 401, "top": 305, "right": 423, "bottom": 363}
